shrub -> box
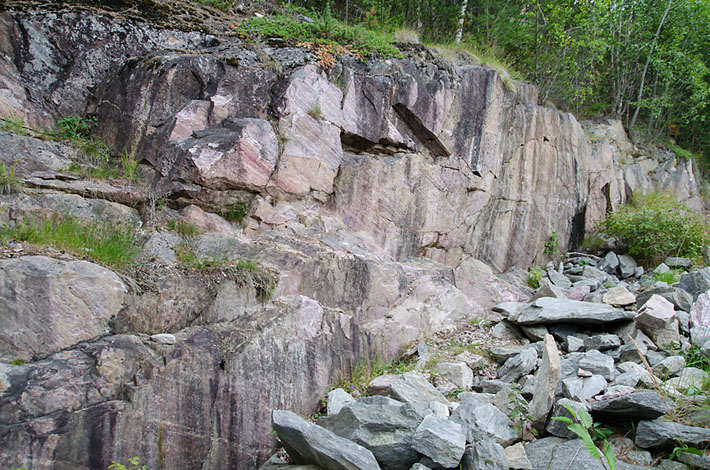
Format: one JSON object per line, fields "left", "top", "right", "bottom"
{"left": 527, "top": 266, "right": 544, "bottom": 289}
{"left": 57, "top": 116, "right": 95, "bottom": 141}
{"left": 599, "top": 192, "right": 710, "bottom": 264}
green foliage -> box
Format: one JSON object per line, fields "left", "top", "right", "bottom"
{"left": 193, "top": 0, "right": 232, "bottom": 12}
{"left": 236, "top": 258, "right": 259, "bottom": 271}
{"left": 221, "top": 202, "right": 250, "bottom": 222}
{"left": 10, "top": 359, "right": 25, "bottom": 366}
{"left": 652, "top": 268, "right": 684, "bottom": 285}
{"left": 0, "top": 114, "right": 26, "bottom": 134}
{"left": 173, "top": 243, "right": 229, "bottom": 270}
{"left": 599, "top": 192, "right": 710, "bottom": 264}
{"left": 308, "top": 100, "right": 322, "bottom": 119}
{"left": 544, "top": 231, "right": 560, "bottom": 258}
{"left": 236, "top": 11, "right": 401, "bottom": 59}
{"left": 166, "top": 219, "right": 201, "bottom": 237}
{"left": 553, "top": 404, "right": 617, "bottom": 470}
{"left": 336, "top": 354, "right": 416, "bottom": 395}
{"left": 120, "top": 152, "right": 140, "bottom": 181}
{"left": 0, "top": 162, "right": 21, "bottom": 194}
{"left": 108, "top": 457, "right": 148, "bottom": 470}
{"left": 57, "top": 116, "right": 95, "bottom": 141}
{"left": 0, "top": 216, "right": 139, "bottom": 269}
{"left": 527, "top": 266, "right": 544, "bottom": 289}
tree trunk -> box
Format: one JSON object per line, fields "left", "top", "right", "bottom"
{"left": 629, "top": 0, "right": 673, "bottom": 131}
{"left": 455, "top": 0, "right": 468, "bottom": 44}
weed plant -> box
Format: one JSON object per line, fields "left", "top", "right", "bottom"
{"left": 0, "top": 162, "right": 21, "bottom": 194}
{"left": 0, "top": 114, "right": 26, "bottom": 134}
{"left": 0, "top": 216, "right": 139, "bottom": 269}
{"left": 527, "top": 266, "right": 544, "bottom": 289}
{"left": 336, "top": 354, "right": 416, "bottom": 395}
{"left": 166, "top": 219, "right": 201, "bottom": 237}
{"left": 652, "top": 268, "right": 685, "bottom": 284}
{"left": 221, "top": 202, "right": 250, "bottom": 222}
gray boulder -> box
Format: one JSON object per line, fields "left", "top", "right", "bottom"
{"left": 547, "top": 269, "right": 572, "bottom": 289}
{"left": 598, "top": 252, "right": 620, "bottom": 274}
{"left": 327, "top": 388, "right": 356, "bottom": 416}
{"left": 579, "top": 350, "right": 616, "bottom": 380}
{"left": 590, "top": 391, "right": 672, "bottom": 421}
{"left": 636, "top": 287, "right": 693, "bottom": 313}
{"left": 411, "top": 415, "right": 466, "bottom": 468}
{"left": 509, "top": 298, "right": 633, "bottom": 325}
{"left": 679, "top": 267, "right": 710, "bottom": 301}
{"left": 460, "top": 440, "right": 508, "bottom": 470}
{"left": 450, "top": 397, "right": 517, "bottom": 446}
{"left": 528, "top": 335, "right": 561, "bottom": 430}
{"left": 635, "top": 419, "right": 710, "bottom": 449}
{"left": 272, "top": 410, "right": 381, "bottom": 470}
{"left": 318, "top": 397, "right": 422, "bottom": 470}
{"left": 498, "top": 348, "right": 538, "bottom": 383}
{"left": 665, "top": 257, "right": 692, "bottom": 269}
{"left": 562, "top": 375, "right": 607, "bottom": 401}
{"left": 651, "top": 356, "right": 686, "bottom": 378}
{"left": 390, "top": 372, "right": 449, "bottom": 416}
{"left": 583, "top": 334, "right": 621, "bottom": 352}
{"left": 525, "top": 438, "right": 606, "bottom": 470}
{"left": 617, "top": 255, "right": 638, "bottom": 279}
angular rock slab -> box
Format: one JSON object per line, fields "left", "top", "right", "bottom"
{"left": 319, "top": 396, "right": 421, "bottom": 470}
{"left": 460, "top": 440, "right": 508, "bottom": 470}
{"left": 635, "top": 419, "right": 710, "bottom": 449}
{"left": 389, "top": 371, "right": 449, "bottom": 417}
{"left": 498, "top": 348, "right": 537, "bottom": 383}
{"left": 411, "top": 414, "right": 466, "bottom": 468}
{"left": 590, "top": 391, "right": 672, "bottom": 421}
{"left": 450, "top": 396, "right": 517, "bottom": 446}
{"left": 525, "top": 438, "right": 607, "bottom": 470}
{"left": 0, "top": 256, "right": 126, "bottom": 362}
{"left": 509, "top": 298, "right": 632, "bottom": 325}
{"left": 272, "top": 410, "right": 381, "bottom": 470}
{"left": 327, "top": 388, "right": 355, "bottom": 416}
{"left": 636, "top": 295, "right": 676, "bottom": 330}
{"left": 528, "top": 334, "right": 561, "bottom": 430}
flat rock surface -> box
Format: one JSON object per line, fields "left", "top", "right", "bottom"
{"left": 509, "top": 298, "right": 632, "bottom": 325}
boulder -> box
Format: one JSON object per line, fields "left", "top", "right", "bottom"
{"left": 579, "top": 350, "right": 616, "bottom": 380}
{"left": 635, "top": 419, "right": 710, "bottom": 449}
{"left": 390, "top": 372, "right": 449, "bottom": 416}
{"left": 664, "top": 257, "right": 692, "bottom": 269}
{"left": 449, "top": 397, "right": 517, "bottom": 446}
{"left": 319, "top": 396, "right": 421, "bottom": 470}
{"left": 679, "top": 267, "right": 710, "bottom": 301}
{"left": 547, "top": 269, "right": 572, "bottom": 289}
{"left": 636, "top": 287, "right": 693, "bottom": 313}
{"left": 583, "top": 334, "right": 621, "bottom": 352}
{"left": 562, "top": 375, "right": 607, "bottom": 401}
{"left": 691, "top": 291, "right": 710, "bottom": 328}
{"left": 602, "top": 286, "right": 635, "bottom": 306}
{"left": 617, "top": 255, "right": 638, "bottom": 279}
{"left": 598, "top": 252, "right": 620, "bottom": 274}
{"left": 525, "top": 438, "right": 606, "bottom": 470}
{"left": 651, "top": 356, "right": 686, "bottom": 378}
{"left": 528, "top": 335, "right": 561, "bottom": 430}
{"left": 438, "top": 362, "right": 474, "bottom": 390}
{"left": 0, "top": 256, "right": 126, "bottom": 362}
{"left": 498, "top": 348, "right": 538, "bottom": 383}
{"left": 272, "top": 410, "right": 381, "bottom": 470}
{"left": 505, "top": 442, "right": 532, "bottom": 470}
{"left": 635, "top": 295, "right": 676, "bottom": 330}
{"left": 590, "top": 392, "right": 671, "bottom": 421}
{"left": 460, "top": 440, "right": 508, "bottom": 470}
{"left": 509, "top": 298, "right": 632, "bottom": 325}
{"left": 411, "top": 415, "right": 466, "bottom": 469}
{"left": 327, "top": 388, "right": 355, "bottom": 416}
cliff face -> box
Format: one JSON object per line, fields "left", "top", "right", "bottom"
{"left": 0, "top": 5, "right": 702, "bottom": 470}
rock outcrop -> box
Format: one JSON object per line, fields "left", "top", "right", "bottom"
{"left": 0, "top": 3, "right": 706, "bottom": 470}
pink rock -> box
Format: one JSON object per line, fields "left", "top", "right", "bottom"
{"left": 635, "top": 294, "right": 676, "bottom": 329}
{"left": 691, "top": 291, "right": 710, "bottom": 328}
{"left": 179, "top": 205, "right": 233, "bottom": 235}
{"left": 275, "top": 65, "right": 343, "bottom": 127}
{"left": 169, "top": 100, "right": 210, "bottom": 141}
{"left": 565, "top": 285, "right": 592, "bottom": 301}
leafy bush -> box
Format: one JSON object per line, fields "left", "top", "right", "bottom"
{"left": 57, "top": 116, "right": 95, "bottom": 141}
{"left": 0, "top": 216, "right": 139, "bottom": 269}
{"left": 527, "top": 266, "right": 544, "bottom": 289}
{"left": 599, "top": 192, "right": 710, "bottom": 264}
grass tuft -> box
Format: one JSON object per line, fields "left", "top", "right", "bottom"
{"left": 0, "top": 215, "right": 139, "bottom": 269}
{"left": 0, "top": 114, "right": 26, "bottom": 134}
{"left": 166, "top": 219, "right": 201, "bottom": 237}
{"left": 0, "top": 162, "right": 22, "bottom": 194}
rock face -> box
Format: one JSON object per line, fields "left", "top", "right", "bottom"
{"left": 0, "top": 256, "right": 126, "bottom": 362}
{"left": 0, "top": 4, "right": 706, "bottom": 470}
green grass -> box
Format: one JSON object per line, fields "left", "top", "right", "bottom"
{"left": 56, "top": 116, "right": 111, "bottom": 166}
{"left": 336, "top": 354, "right": 417, "bottom": 395}
{"left": 0, "top": 114, "right": 26, "bottom": 134}
{"left": 221, "top": 202, "right": 250, "bottom": 222}
{"left": 0, "top": 216, "right": 139, "bottom": 269}
{"left": 235, "top": 12, "right": 401, "bottom": 59}
{"left": 0, "top": 162, "right": 21, "bottom": 194}
{"left": 166, "top": 219, "right": 201, "bottom": 237}
{"left": 193, "top": 0, "right": 232, "bottom": 11}
{"left": 120, "top": 152, "right": 140, "bottom": 181}
{"left": 652, "top": 268, "right": 685, "bottom": 284}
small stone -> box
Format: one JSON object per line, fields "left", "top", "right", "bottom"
{"left": 691, "top": 291, "right": 710, "bottom": 328}
{"left": 520, "top": 325, "right": 548, "bottom": 342}
{"left": 566, "top": 336, "right": 585, "bottom": 352}
{"left": 505, "top": 443, "right": 531, "bottom": 470}
{"left": 652, "top": 356, "right": 686, "bottom": 378}
{"left": 583, "top": 334, "right": 621, "bottom": 352}
{"left": 654, "top": 263, "right": 670, "bottom": 274}
{"left": 455, "top": 352, "right": 486, "bottom": 371}
{"left": 579, "top": 350, "right": 615, "bottom": 380}
{"left": 150, "top": 333, "right": 176, "bottom": 345}
{"left": 602, "top": 286, "right": 636, "bottom": 306}
{"left": 562, "top": 375, "right": 607, "bottom": 401}
{"left": 438, "top": 362, "right": 474, "bottom": 390}
{"left": 530, "top": 284, "right": 567, "bottom": 301}
{"left": 665, "top": 257, "right": 692, "bottom": 269}
{"left": 489, "top": 346, "right": 524, "bottom": 364}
